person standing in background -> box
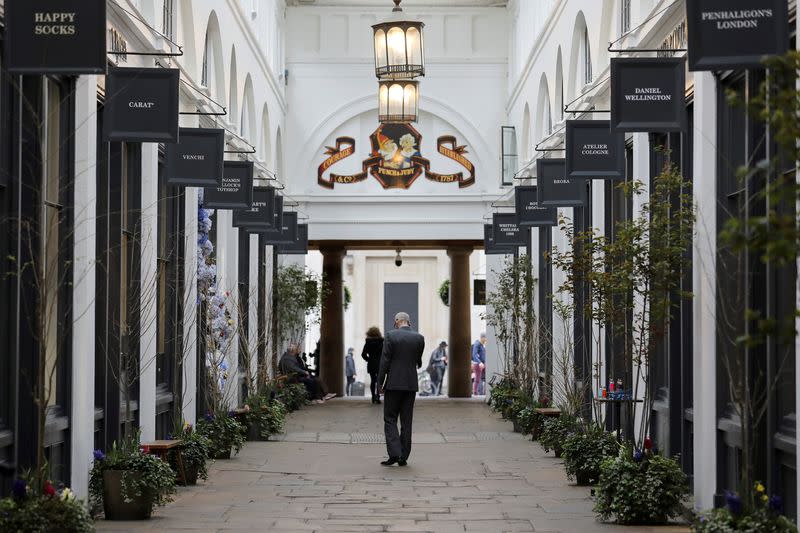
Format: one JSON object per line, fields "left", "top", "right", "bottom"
{"left": 345, "top": 348, "right": 356, "bottom": 396}
{"left": 471, "top": 333, "right": 487, "bottom": 396}
{"left": 361, "top": 326, "right": 384, "bottom": 404}
{"left": 427, "top": 341, "right": 448, "bottom": 396}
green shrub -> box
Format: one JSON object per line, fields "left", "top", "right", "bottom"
{"left": 539, "top": 415, "right": 579, "bottom": 454}
{"left": 692, "top": 482, "right": 797, "bottom": 532}
{"left": 246, "top": 394, "right": 288, "bottom": 438}
{"left": 594, "top": 445, "right": 688, "bottom": 525}
{"left": 562, "top": 425, "right": 618, "bottom": 485}
{"left": 171, "top": 422, "right": 211, "bottom": 481}
{"left": 275, "top": 382, "right": 309, "bottom": 412}
{"left": 0, "top": 477, "right": 93, "bottom": 532}
{"left": 197, "top": 411, "right": 246, "bottom": 458}
{"left": 488, "top": 377, "right": 517, "bottom": 413}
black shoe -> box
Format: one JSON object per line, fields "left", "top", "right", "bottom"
{"left": 375, "top": 399, "right": 382, "bottom": 404}
{"left": 398, "top": 459, "right": 407, "bottom": 466}
{"left": 381, "top": 457, "right": 400, "bottom": 466}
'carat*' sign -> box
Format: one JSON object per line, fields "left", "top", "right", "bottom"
{"left": 204, "top": 161, "right": 254, "bottom": 210}
{"left": 536, "top": 159, "right": 585, "bottom": 207}
{"left": 104, "top": 67, "right": 180, "bottom": 143}
{"left": 279, "top": 224, "right": 309, "bottom": 255}
{"left": 166, "top": 128, "right": 225, "bottom": 187}
{"left": 492, "top": 213, "right": 527, "bottom": 248}
{"left": 484, "top": 224, "right": 514, "bottom": 255}
{"left": 5, "top": 0, "right": 107, "bottom": 74}
{"left": 686, "top": 0, "right": 789, "bottom": 71}
{"left": 610, "top": 58, "right": 687, "bottom": 133}
{"left": 515, "top": 186, "right": 558, "bottom": 227}
{"left": 565, "top": 120, "right": 625, "bottom": 180}
{"left": 233, "top": 187, "right": 275, "bottom": 229}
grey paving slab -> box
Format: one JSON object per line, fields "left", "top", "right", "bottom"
{"left": 96, "top": 398, "right": 689, "bottom": 533}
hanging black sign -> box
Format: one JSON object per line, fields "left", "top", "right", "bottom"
{"left": 565, "top": 120, "right": 625, "bottom": 180}
{"left": 273, "top": 195, "right": 284, "bottom": 230}
{"left": 610, "top": 58, "right": 687, "bottom": 133}
{"left": 493, "top": 213, "right": 528, "bottom": 247}
{"left": 484, "top": 224, "right": 514, "bottom": 255}
{"left": 260, "top": 212, "right": 298, "bottom": 244}
{"left": 204, "top": 161, "right": 254, "bottom": 210}
{"left": 514, "top": 186, "right": 558, "bottom": 227}
{"left": 279, "top": 224, "right": 309, "bottom": 255}
{"left": 5, "top": 0, "right": 107, "bottom": 74}
{"left": 536, "top": 159, "right": 585, "bottom": 207}
{"left": 165, "top": 128, "right": 225, "bottom": 186}
{"left": 686, "top": 0, "right": 789, "bottom": 71}
{"left": 233, "top": 186, "right": 274, "bottom": 228}
{"left": 103, "top": 67, "right": 180, "bottom": 143}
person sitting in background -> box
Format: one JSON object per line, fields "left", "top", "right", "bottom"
{"left": 279, "top": 343, "right": 335, "bottom": 403}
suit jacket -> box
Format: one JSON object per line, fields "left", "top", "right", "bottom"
{"left": 378, "top": 326, "right": 425, "bottom": 392}
{"left": 361, "top": 337, "right": 384, "bottom": 374}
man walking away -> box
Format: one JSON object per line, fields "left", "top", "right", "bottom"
{"left": 378, "top": 312, "right": 425, "bottom": 466}
{"left": 471, "top": 333, "right": 487, "bottom": 396}
{"left": 426, "top": 341, "right": 448, "bottom": 396}
{"left": 345, "top": 348, "right": 356, "bottom": 396}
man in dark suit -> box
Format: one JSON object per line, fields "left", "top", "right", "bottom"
{"left": 378, "top": 312, "right": 425, "bottom": 466}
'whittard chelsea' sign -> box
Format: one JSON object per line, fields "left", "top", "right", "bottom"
{"left": 565, "top": 120, "right": 625, "bottom": 180}
{"left": 166, "top": 128, "right": 225, "bottom": 187}
{"left": 204, "top": 161, "right": 254, "bottom": 210}
{"left": 233, "top": 187, "right": 275, "bottom": 229}
{"left": 515, "top": 186, "right": 558, "bottom": 226}
{"left": 104, "top": 67, "right": 180, "bottom": 143}
{"left": 484, "top": 224, "right": 514, "bottom": 255}
{"left": 279, "top": 224, "right": 309, "bottom": 255}
{"left": 686, "top": 0, "right": 788, "bottom": 71}
{"left": 610, "top": 58, "right": 687, "bottom": 133}
{"left": 492, "top": 213, "right": 527, "bottom": 247}
{"left": 537, "top": 159, "right": 585, "bottom": 207}
{"left": 5, "top": 0, "right": 107, "bottom": 74}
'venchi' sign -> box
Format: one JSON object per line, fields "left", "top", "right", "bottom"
{"left": 686, "top": 0, "right": 788, "bottom": 71}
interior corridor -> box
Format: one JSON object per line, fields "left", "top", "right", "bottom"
{"left": 96, "top": 400, "right": 689, "bottom": 533}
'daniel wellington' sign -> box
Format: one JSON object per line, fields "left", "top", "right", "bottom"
{"left": 317, "top": 123, "right": 476, "bottom": 190}
{"left": 686, "top": 0, "right": 788, "bottom": 71}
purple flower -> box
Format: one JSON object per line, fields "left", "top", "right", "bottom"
{"left": 769, "top": 495, "right": 784, "bottom": 514}
{"left": 228, "top": 410, "right": 236, "bottom": 417}
{"left": 633, "top": 450, "right": 643, "bottom": 463}
{"left": 205, "top": 412, "right": 215, "bottom": 422}
{"left": 725, "top": 491, "right": 742, "bottom": 515}
{"left": 11, "top": 479, "right": 27, "bottom": 500}
{"left": 166, "top": 433, "right": 173, "bottom": 440}
{"left": 93, "top": 449, "right": 105, "bottom": 462}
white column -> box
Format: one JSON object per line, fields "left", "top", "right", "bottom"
{"left": 550, "top": 208, "right": 570, "bottom": 407}
{"left": 484, "top": 253, "right": 505, "bottom": 397}
{"left": 692, "top": 71, "right": 718, "bottom": 511}
{"left": 182, "top": 187, "right": 199, "bottom": 425}
{"left": 70, "top": 75, "right": 97, "bottom": 498}
{"left": 631, "top": 132, "right": 650, "bottom": 437}
{"left": 138, "top": 144, "right": 158, "bottom": 441}
{"left": 591, "top": 179, "right": 606, "bottom": 406}
{"left": 248, "top": 234, "right": 259, "bottom": 386}
{"left": 216, "top": 209, "right": 239, "bottom": 409}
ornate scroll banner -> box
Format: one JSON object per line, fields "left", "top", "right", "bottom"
{"left": 317, "top": 123, "right": 476, "bottom": 190}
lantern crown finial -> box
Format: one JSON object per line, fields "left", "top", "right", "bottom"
{"left": 393, "top": 0, "right": 402, "bottom": 11}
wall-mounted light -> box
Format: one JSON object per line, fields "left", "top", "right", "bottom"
{"left": 372, "top": 0, "right": 425, "bottom": 80}
{"left": 394, "top": 249, "right": 403, "bottom": 267}
{"left": 378, "top": 80, "right": 419, "bottom": 123}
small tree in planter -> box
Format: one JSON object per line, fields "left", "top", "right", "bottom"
{"left": 242, "top": 392, "right": 287, "bottom": 440}
{"left": 562, "top": 425, "right": 618, "bottom": 485}
{"left": 170, "top": 423, "right": 210, "bottom": 486}
{"left": 197, "top": 412, "right": 245, "bottom": 460}
{"left": 539, "top": 415, "right": 579, "bottom": 458}
{"left": 0, "top": 473, "right": 94, "bottom": 532}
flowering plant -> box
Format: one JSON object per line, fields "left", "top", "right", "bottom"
{"left": 539, "top": 415, "right": 579, "bottom": 455}
{"left": 562, "top": 424, "right": 619, "bottom": 485}
{"left": 274, "top": 381, "right": 309, "bottom": 412}
{"left": 692, "top": 482, "right": 797, "bottom": 532}
{"left": 170, "top": 422, "right": 211, "bottom": 482}
{"left": 197, "top": 411, "right": 246, "bottom": 458}
{"left": 0, "top": 473, "right": 92, "bottom": 532}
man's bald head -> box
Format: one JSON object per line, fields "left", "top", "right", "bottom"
{"left": 394, "top": 312, "right": 410, "bottom": 328}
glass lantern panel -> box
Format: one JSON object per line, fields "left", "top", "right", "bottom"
{"left": 374, "top": 29, "right": 387, "bottom": 69}
{"left": 379, "top": 84, "right": 389, "bottom": 116}
{"left": 387, "top": 27, "right": 407, "bottom": 68}
{"left": 403, "top": 84, "right": 417, "bottom": 116}
{"left": 388, "top": 83, "right": 404, "bottom": 116}
{"left": 406, "top": 27, "right": 422, "bottom": 66}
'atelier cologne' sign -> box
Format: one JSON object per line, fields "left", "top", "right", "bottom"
{"left": 484, "top": 224, "right": 514, "bottom": 255}
{"left": 565, "top": 120, "right": 625, "bottom": 180}
{"left": 515, "top": 186, "right": 558, "bottom": 227}
{"left": 610, "top": 57, "right": 687, "bottom": 133}
{"left": 233, "top": 187, "right": 275, "bottom": 229}
{"left": 279, "top": 224, "right": 309, "bottom": 255}
{"left": 204, "top": 161, "right": 254, "bottom": 210}
{"left": 536, "top": 159, "right": 585, "bottom": 208}
{"left": 5, "top": 0, "right": 107, "bottom": 74}
{"left": 492, "top": 213, "right": 527, "bottom": 247}
{"left": 686, "top": 0, "right": 788, "bottom": 71}
{"left": 103, "top": 67, "right": 180, "bottom": 143}
{"left": 166, "top": 128, "right": 225, "bottom": 187}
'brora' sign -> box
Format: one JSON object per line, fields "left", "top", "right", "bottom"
{"left": 536, "top": 159, "right": 585, "bottom": 208}
{"left": 565, "top": 120, "right": 625, "bottom": 180}
{"left": 5, "top": 0, "right": 107, "bottom": 74}
{"left": 686, "top": 0, "right": 789, "bottom": 71}
{"left": 610, "top": 57, "right": 687, "bottom": 133}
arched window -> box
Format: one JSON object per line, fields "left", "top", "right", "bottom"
{"left": 201, "top": 29, "right": 210, "bottom": 87}
{"left": 620, "top": 0, "right": 631, "bottom": 35}
{"left": 582, "top": 26, "right": 592, "bottom": 85}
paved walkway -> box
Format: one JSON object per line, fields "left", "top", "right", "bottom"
{"left": 98, "top": 398, "right": 689, "bottom": 532}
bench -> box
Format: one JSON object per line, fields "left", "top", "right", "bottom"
{"left": 141, "top": 440, "right": 187, "bottom": 484}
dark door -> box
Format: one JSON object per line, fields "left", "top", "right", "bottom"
{"left": 384, "top": 283, "right": 419, "bottom": 334}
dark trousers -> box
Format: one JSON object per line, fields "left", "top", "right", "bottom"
{"left": 383, "top": 390, "right": 415, "bottom": 460}
{"left": 369, "top": 372, "right": 379, "bottom": 401}
{"left": 299, "top": 376, "right": 324, "bottom": 400}
{"left": 346, "top": 376, "right": 355, "bottom": 396}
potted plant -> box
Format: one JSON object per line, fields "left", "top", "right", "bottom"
{"left": 171, "top": 423, "right": 211, "bottom": 486}
{"left": 89, "top": 435, "right": 177, "bottom": 521}
{"left": 692, "top": 482, "right": 796, "bottom": 532}
{"left": 0, "top": 475, "right": 93, "bottom": 532}
{"left": 562, "top": 425, "right": 618, "bottom": 485}
{"left": 243, "top": 393, "right": 287, "bottom": 440}
{"left": 197, "top": 411, "right": 246, "bottom": 459}
{"left": 275, "top": 382, "right": 309, "bottom": 413}
{"left": 438, "top": 280, "right": 450, "bottom": 306}
{"left": 539, "top": 415, "right": 578, "bottom": 458}
{"left": 593, "top": 442, "right": 688, "bottom": 525}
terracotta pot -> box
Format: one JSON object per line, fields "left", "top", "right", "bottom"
{"left": 102, "top": 470, "right": 153, "bottom": 521}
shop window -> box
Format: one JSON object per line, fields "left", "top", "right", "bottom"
{"left": 501, "top": 126, "right": 517, "bottom": 186}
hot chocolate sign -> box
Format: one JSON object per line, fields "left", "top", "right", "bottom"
{"left": 318, "top": 123, "right": 475, "bottom": 190}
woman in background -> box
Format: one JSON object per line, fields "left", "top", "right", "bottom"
{"left": 361, "top": 326, "right": 384, "bottom": 404}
